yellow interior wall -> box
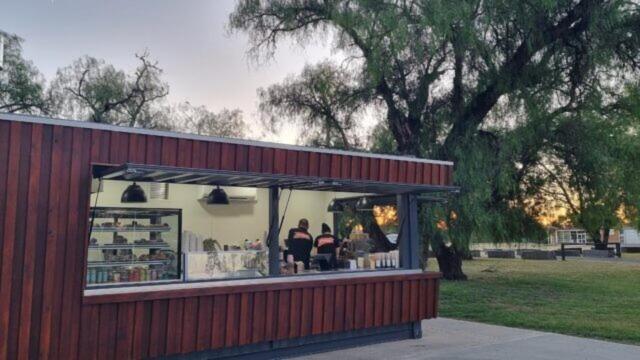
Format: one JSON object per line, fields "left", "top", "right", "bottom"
{"left": 89, "top": 181, "right": 350, "bottom": 250}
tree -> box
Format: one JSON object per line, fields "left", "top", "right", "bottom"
{"left": 230, "top": 0, "right": 640, "bottom": 279}
{"left": 368, "top": 121, "right": 398, "bottom": 154}
{"left": 1, "top": 31, "right": 248, "bottom": 140}
{"left": 173, "top": 102, "right": 246, "bottom": 138}
{"left": 49, "top": 52, "right": 169, "bottom": 128}
{"left": 0, "top": 31, "right": 48, "bottom": 114}
{"left": 540, "top": 85, "right": 640, "bottom": 247}
{"left": 258, "top": 61, "right": 372, "bottom": 149}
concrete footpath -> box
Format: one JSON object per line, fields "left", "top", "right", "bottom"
{"left": 295, "top": 318, "right": 640, "bottom": 360}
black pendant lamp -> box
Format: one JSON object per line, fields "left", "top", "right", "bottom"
{"left": 355, "top": 196, "right": 373, "bottom": 212}
{"left": 121, "top": 182, "right": 147, "bottom": 203}
{"left": 207, "top": 186, "right": 230, "bottom": 205}
{"left": 327, "top": 199, "right": 344, "bottom": 213}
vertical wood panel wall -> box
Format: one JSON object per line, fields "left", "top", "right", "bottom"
{"left": 79, "top": 274, "right": 440, "bottom": 359}
{"left": 0, "top": 118, "right": 447, "bottom": 359}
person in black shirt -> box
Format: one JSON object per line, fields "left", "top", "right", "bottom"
{"left": 286, "top": 218, "right": 313, "bottom": 269}
{"left": 314, "top": 223, "right": 340, "bottom": 270}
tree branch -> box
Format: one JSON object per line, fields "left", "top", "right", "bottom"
{"left": 443, "top": 0, "right": 599, "bottom": 154}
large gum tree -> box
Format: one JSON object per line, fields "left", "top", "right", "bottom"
{"left": 229, "top": 0, "right": 640, "bottom": 279}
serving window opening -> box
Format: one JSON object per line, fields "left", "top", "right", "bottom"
{"left": 87, "top": 180, "right": 270, "bottom": 288}
{"left": 85, "top": 164, "right": 423, "bottom": 289}
{"left": 278, "top": 192, "right": 401, "bottom": 275}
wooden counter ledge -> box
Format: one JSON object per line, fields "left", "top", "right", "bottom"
{"left": 83, "top": 270, "right": 441, "bottom": 304}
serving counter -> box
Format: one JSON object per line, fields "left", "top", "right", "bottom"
{"left": 80, "top": 270, "right": 440, "bottom": 359}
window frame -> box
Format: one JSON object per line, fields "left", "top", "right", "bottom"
{"left": 83, "top": 180, "right": 420, "bottom": 291}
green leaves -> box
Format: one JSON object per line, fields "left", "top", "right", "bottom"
{"left": 542, "top": 86, "right": 640, "bottom": 242}
{"left": 0, "top": 31, "right": 48, "bottom": 114}
{"left": 257, "top": 61, "right": 371, "bottom": 149}
{"left": 230, "top": 0, "right": 640, "bottom": 258}
{"left": 48, "top": 52, "right": 169, "bottom": 127}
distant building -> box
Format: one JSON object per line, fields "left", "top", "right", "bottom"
{"left": 621, "top": 227, "right": 640, "bottom": 249}
{"left": 547, "top": 227, "right": 591, "bottom": 244}
{"left": 547, "top": 227, "right": 621, "bottom": 245}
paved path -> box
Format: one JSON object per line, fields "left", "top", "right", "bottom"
{"left": 295, "top": 318, "right": 640, "bottom": 360}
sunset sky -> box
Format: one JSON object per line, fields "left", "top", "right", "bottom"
{"left": 1, "top": 0, "right": 343, "bottom": 143}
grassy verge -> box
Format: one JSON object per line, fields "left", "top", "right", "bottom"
{"left": 439, "top": 258, "right": 640, "bottom": 344}
{"left": 622, "top": 252, "right": 640, "bottom": 261}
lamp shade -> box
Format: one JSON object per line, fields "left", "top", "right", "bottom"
{"left": 207, "top": 186, "right": 230, "bottom": 205}
{"left": 327, "top": 199, "right": 344, "bottom": 213}
{"left": 121, "top": 182, "right": 147, "bottom": 203}
{"left": 355, "top": 196, "right": 373, "bottom": 211}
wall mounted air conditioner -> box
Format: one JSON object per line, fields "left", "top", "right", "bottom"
{"left": 199, "top": 186, "right": 257, "bottom": 203}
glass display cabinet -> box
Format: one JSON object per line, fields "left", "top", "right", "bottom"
{"left": 184, "top": 249, "right": 268, "bottom": 281}
{"left": 86, "top": 207, "right": 182, "bottom": 288}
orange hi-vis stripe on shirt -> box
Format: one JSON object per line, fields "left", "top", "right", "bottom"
{"left": 317, "top": 237, "right": 334, "bottom": 247}
{"left": 293, "top": 231, "right": 312, "bottom": 241}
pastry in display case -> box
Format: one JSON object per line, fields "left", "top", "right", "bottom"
{"left": 86, "top": 207, "right": 182, "bottom": 287}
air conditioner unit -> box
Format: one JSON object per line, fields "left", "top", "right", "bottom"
{"left": 199, "top": 186, "right": 257, "bottom": 203}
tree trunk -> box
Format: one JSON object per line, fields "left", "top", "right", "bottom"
{"left": 434, "top": 243, "right": 467, "bottom": 280}
{"left": 594, "top": 227, "right": 610, "bottom": 250}
{"left": 602, "top": 227, "right": 610, "bottom": 246}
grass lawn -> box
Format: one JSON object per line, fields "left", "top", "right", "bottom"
{"left": 439, "top": 258, "right": 640, "bottom": 345}
{"left": 623, "top": 252, "right": 640, "bottom": 261}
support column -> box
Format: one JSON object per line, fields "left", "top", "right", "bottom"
{"left": 408, "top": 193, "right": 420, "bottom": 269}
{"left": 268, "top": 186, "right": 280, "bottom": 276}
{"left": 399, "top": 193, "right": 423, "bottom": 338}
{"left": 398, "top": 194, "right": 420, "bottom": 269}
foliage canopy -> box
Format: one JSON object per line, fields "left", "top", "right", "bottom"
{"left": 230, "top": 0, "right": 640, "bottom": 277}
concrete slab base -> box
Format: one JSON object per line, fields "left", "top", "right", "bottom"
{"left": 295, "top": 318, "right": 640, "bottom": 360}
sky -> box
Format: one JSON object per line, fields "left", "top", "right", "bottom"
{"left": 0, "top": 0, "right": 341, "bottom": 143}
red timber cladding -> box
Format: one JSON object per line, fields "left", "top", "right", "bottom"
{"left": 96, "top": 129, "right": 453, "bottom": 186}
{"left": 79, "top": 273, "right": 440, "bottom": 359}
{"left": 0, "top": 118, "right": 448, "bottom": 359}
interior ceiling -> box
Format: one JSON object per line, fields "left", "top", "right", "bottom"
{"left": 94, "top": 163, "right": 458, "bottom": 195}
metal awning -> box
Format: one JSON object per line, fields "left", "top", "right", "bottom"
{"left": 94, "top": 163, "right": 459, "bottom": 195}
